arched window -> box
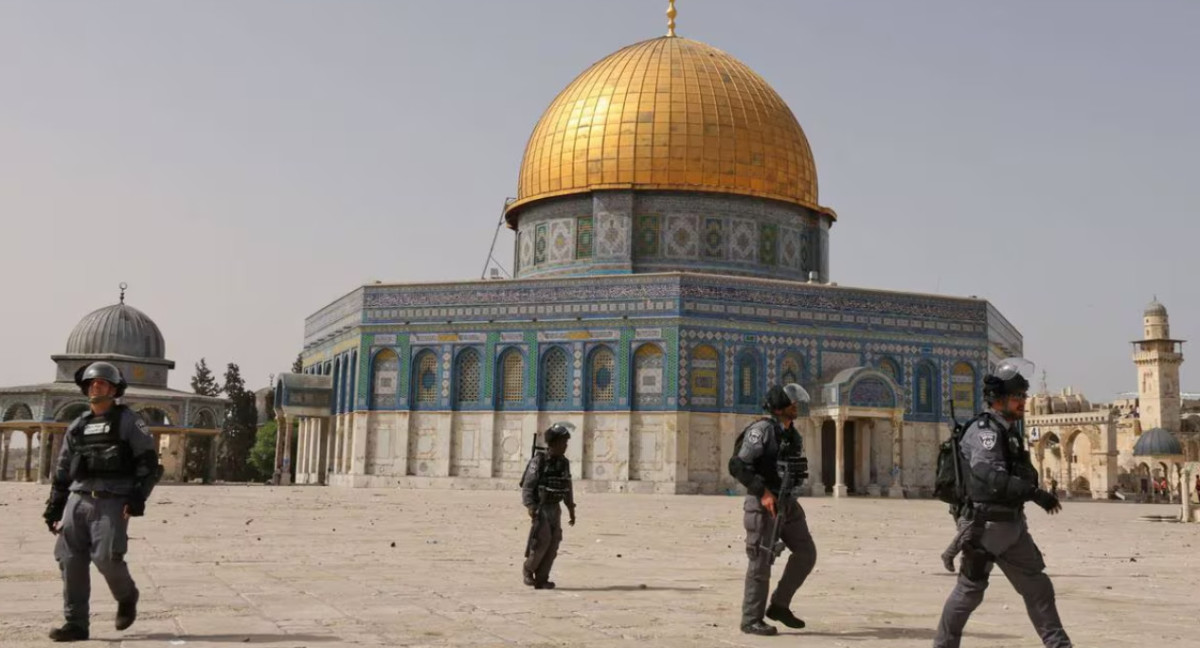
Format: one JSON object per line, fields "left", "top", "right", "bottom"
{"left": 878, "top": 357, "right": 901, "bottom": 385}
{"left": 779, "top": 352, "right": 805, "bottom": 386}
{"left": 633, "top": 344, "right": 665, "bottom": 409}
{"left": 370, "top": 349, "right": 399, "bottom": 410}
{"left": 736, "top": 350, "right": 760, "bottom": 407}
{"left": 498, "top": 348, "right": 524, "bottom": 409}
{"left": 587, "top": 346, "right": 616, "bottom": 408}
{"left": 914, "top": 361, "right": 937, "bottom": 415}
{"left": 454, "top": 348, "right": 481, "bottom": 407}
{"left": 541, "top": 346, "right": 569, "bottom": 406}
{"left": 690, "top": 344, "right": 719, "bottom": 407}
{"left": 412, "top": 350, "right": 438, "bottom": 407}
{"left": 951, "top": 362, "right": 976, "bottom": 413}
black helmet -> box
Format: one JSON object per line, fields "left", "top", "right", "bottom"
{"left": 544, "top": 421, "right": 575, "bottom": 444}
{"left": 74, "top": 361, "right": 128, "bottom": 398}
{"left": 764, "top": 383, "right": 810, "bottom": 412}
{"left": 983, "top": 357, "right": 1033, "bottom": 402}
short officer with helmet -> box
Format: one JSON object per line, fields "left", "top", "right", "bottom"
{"left": 729, "top": 383, "right": 816, "bottom": 636}
{"left": 42, "top": 362, "right": 162, "bottom": 642}
{"left": 933, "top": 358, "right": 1072, "bottom": 648}
{"left": 520, "top": 421, "right": 577, "bottom": 590}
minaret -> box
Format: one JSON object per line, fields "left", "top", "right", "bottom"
{"left": 1132, "top": 298, "right": 1185, "bottom": 432}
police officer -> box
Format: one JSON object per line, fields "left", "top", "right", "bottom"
{"left": 42, "top": 362, "right": 161, "bottom": 642}
{"left": 520, "top": 422, "right": 576, "bottom": 590}
{"left": 933, "top": 358, "right": 1072, "bottom": 648}
{"left": 730, "top": 384, "right": 816, "bottom": 636}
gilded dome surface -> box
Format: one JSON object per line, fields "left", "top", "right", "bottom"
{"left": 65, "top": 303, "right": 166, "bottom": 360}
{"left": 507, "top": 36, "right": 827, "bottom": 225}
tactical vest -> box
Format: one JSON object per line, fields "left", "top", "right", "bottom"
{"left": 538, "top": 455, "right": 571, "bottom": 504}
{"left": 965, "top": 414, "right": 1032, "bottom": 506}
{"left": 737, "top": 418, "right": 803, "bottom": 495}
{"left": 68, "top": 406, "right": 135, "bottom": 480}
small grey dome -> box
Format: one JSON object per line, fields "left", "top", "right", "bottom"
{"left": 1132, "top": 427, "right": 1183, "bottom": 456}
{"left": 1144, "top": 299, "right": 1167, "bottom": 317}
{"left": 65, "top": 303, "right": 166, "bottom": 359}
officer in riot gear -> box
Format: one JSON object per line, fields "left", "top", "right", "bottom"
{"left": 729, "top": 384, "right": 816, "bottom": 636}
{"left": 520, "top": 422, "right": 577, "bottom": 590}
{"left": 41, "top": 362, "right": 161, "bottom": 642}
{"left": 933, "top": 358, "right": 1072, "bottom": 648}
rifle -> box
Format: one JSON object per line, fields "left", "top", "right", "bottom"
{"left": 757, "top": 436, "right": 808, "bottom": 565}
{"left": 522, "top": 437, "right": 548, "bottom": 558}
{"left": 949, "top": 400, "right": 967, "bottom": 513}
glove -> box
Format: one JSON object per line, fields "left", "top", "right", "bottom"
{"left": 126, "top": 498, "right": 146, "bottom": 517}
{"left": 43, "top": 492, "right": 67, "bottom": 533}
{"left": 1031, "top": 489, "right": 1060, "bottom": 513}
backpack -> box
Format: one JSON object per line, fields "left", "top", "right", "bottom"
{"left": 933, "top": 403, "right": 982, "bottom": 506}
{"left": 518, "top": 438, "right": 547, "bottom": 489}
{"left": 728, "top": 417, "right": 772, "bottom": 479}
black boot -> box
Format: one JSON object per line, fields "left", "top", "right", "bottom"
{"left": 49, "top": 624, "right": 89, "bottom": 642}
{"left": 534, "top": 581, "right": 556, "bottom": 590}
{"left": 766, "top": 604, "right": 806, "bottom": 629}
{"left": 523, "top": 571, "right": 536, "bottom": 586}
{"left": 116, "top": 589, "right": 139, "bottom": 630}
{"left": 740, "top": 619, "right": 778, "bottom": 636}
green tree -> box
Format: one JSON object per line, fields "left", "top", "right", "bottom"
{"left": 190, "top": 358, "right": 221, "bottom": 397}
{"left": 218, "top": 363, "right": 259, "bottom": 481}
{"left": 248, "top": 419, "right": 297, "bottom": 482}
{"left": 292, "top": 353, "right": 304, "bottom": 374}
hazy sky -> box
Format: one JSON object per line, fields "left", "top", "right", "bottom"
{"left": 2, "top": 0, "right": 1197, "bottom": 402}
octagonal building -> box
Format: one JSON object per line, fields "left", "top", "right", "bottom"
{"left": 278, "top": 22, "right": 1022, "bottom": 498}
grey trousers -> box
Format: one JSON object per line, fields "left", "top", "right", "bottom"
{"left": 523, "top": 503, "right": 562, "bottom": 584}
{"left": 741, "top": 496, "right": 817, "bottom": 627}
{"left": 934, "top": 520, "right": 1071, "bottom": 648}
{"left": 54, "top": 493, "right": 138, "bottom": 629}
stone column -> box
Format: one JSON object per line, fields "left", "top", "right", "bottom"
{"left": 24, "top": 430, "right": 35, "bottom": 481}
{"left": 317, "top": 417, "right": 330, "bottom": 485}
{"left": 273, "top": 414, "right": 286, "bottom": 484}
{"left": 834, "top": 416, "right": 847, "bottom": 498}
{"left": 0, "top": 431, "right": 9, "bottom": 481}
{"left": 281, "top": 417, "right": 294, "bottom": 486}
{"left": 207, "top": 434, "right": 220, "bottom": 483}
{"left": 808, "top": 418, "right": 824, "bottom": 496}
{"left": 175, "top": 434, "right": 189, "bottom": 482}
{"left": 889, "top": 414, "right": 905, "bottom": 498}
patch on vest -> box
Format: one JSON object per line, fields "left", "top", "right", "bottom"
{"left": 980, "top": 430, "right": 998, "bottom": 450}
{"left": 83, "top": 422, "right": 109, "bottom": 436}
{"left": 135, "top": 418, "right": 149, "bottom": 435}
{"left": 746, "top": 427, "right": 763, "bottom": 445}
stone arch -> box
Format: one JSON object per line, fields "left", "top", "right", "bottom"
{"left": 632, "top": 343, "right": 665, "bottom": 410}
{"left": 734, "top": 348, "right": 762, "bottom": 409}
{"left": 370, "top": 348, "right": 400, "bottom": 410}
{"left": 137, "top": 406, "right": 173, "bottom": 426}
{"left": 688, "top": 344, "right": 720, "bottom": 409}
{"left": 876, "top": 356, "right": 902, "bottom": 385}
{"left": 1036, "top": 430, "right": 1064, "bottom": 489}
{"left": 539, "top": 345, "right": 570, "bottom": 407}
{"left": 495, "top": 347, "right": 526, "bottom": 410}
{"left": 189, "top": 408, "right": 218, "bottom": 428}
{"left": 1065, "top": 429, "right": 1094, "bottom": 496}
{"left": 452, "top": 347, "right": 482, "bottom": 409}
{"left": 585, "top": 345, "right": 616, "bottom": 410}
{"left": 2, "top": 403, "right": 33, "bottom": 422}
{"left": 55, "top": 402, "right": 89, "bottom": 422}
{"left": 411, "top": 349, "right": 439, "bottom": 409}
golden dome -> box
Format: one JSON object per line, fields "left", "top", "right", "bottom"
{"left": 506, "top": 36, "right": 830, "bottom": 226}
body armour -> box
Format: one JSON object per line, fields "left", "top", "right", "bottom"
{"left": 733, "top": 418, "right": 807, "bottom": 497}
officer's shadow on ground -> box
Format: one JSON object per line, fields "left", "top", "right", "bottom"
{"left": 125, "top": 632, "right": 341, "bottom": 644}
{"left": 554, "top": 584, "right": 705, "bottom": 592}
{"left": 796, "top": 626, "right": 1019, "bottom": 642}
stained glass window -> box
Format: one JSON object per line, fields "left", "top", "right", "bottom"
{"left": 589, "top": 347, "right": 615, "bottom": 406}
{"left": 371, "top": 349, "right": 399, "bottom": 410}
{"left": 542, "top": 347, "right": 569, "bottom": 404}
{"left": 500, "top": 349, "right": 524, "bottom": 406}
{"left": 455, "top": 348, "right": 481, "bottom": 406}
{"left": 414, "top": 351, "right": 438, "bottom": 405}
{"left": 633, "top": 344, "right": 664, "bottom": 408}
{"left": 690, "top": 344, "right": 719, "bottom": 407}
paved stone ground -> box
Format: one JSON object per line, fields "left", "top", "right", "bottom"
{"left": 1, "top": 482, "right": 1196, "bottom": 647}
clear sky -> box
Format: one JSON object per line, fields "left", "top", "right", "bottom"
{"left": 2, "top": 0, "right": 1196, "bottom": 402}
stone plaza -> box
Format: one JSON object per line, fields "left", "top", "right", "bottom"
{"left": 1, "top": 482, "right": 1196, "bottom": 647}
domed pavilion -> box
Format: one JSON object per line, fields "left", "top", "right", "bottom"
{"left": 274, "top": 5, "right": 1022, "bottom": 497}
{"left": 0, "top": 286, "right": 226, "bottom": 483}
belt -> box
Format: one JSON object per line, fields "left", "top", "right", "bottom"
{"left": 974, "top": 509, "right": 1021, "bottom": 523}
{"left": 77, "top": 490, "right": 125, "bottom": 499}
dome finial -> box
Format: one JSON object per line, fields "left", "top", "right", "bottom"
{"left": 119, "top": 282, "right": 127, "bottom": 304}
{"left": 666, "top": 0, "right": 677, "bottom": 37}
